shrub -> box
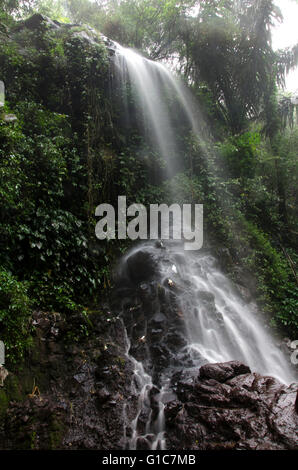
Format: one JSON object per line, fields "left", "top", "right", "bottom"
{"left": 0, "top": 267, "right": 32, "bottom": 364}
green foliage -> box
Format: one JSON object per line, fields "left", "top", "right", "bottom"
{"left": 0, "top": 100, "right": 106, "bottom": 312}
{"left": 241, "top": 221, "right": 298, "bottom": 332}
{"left": 218, "top": 132, "right": 261, "bottom": 179}
{"left": 0, "top": 2, "right": 297, "bottom": 359}
{"left": 0, "top": 20, "right": 111, "bottom": 326}
{"left": 163, "top": 172, "right": 204, "bottom": 205}
{"left": 0, "top": 0, "right": 68, "bottom": 21}
{"left": 179, "top": 1, "right": 285, "bottom": 133}
{"left": 275, "top": 127, "right": 298, "bottom": 232}
{"left": 33, "top": 0, "right": 70, "bottom": 23}
{"left": 65, "top": 0, "right": 196, "bottom": 60}
{"left": 0, "top": 267, "right": 32, "bottom": 364}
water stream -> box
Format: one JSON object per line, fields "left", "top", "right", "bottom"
{"left": 112, "top": 45, "right": 297, "bottom": 450}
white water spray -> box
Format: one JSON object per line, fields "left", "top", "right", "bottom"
{"left": 112, "top": 44, "right": 297, "bottom": 450}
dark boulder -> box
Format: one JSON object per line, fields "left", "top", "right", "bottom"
{"left": 15, "top": 14, "right": 60, "bottom": 32}
{"left": 149, "top": 312, "right": 167, "bottom": 327}
{"left": 165, "top": 361, "right": 298, "bottom": 450}
{"left": 126, "top": 250, "right": 159, "bottom": 283}
{"left": 196, "top": 290, "right": 215, "bottom": 303}
{"left": 199, "top": 361, "right": 251, "bottom": 382}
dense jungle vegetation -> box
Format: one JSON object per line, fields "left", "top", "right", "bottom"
{"left": 0, "top": 0, "right": 297, "bottom": 365}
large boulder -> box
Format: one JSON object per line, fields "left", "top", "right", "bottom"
{"left": 165, "top": 361, "right": 298, "bottom": 450}
{"left": 15, "top": 13, "right": 60, "bottom": 32}
{"left": 126, "top": 249, "right": 159, "bottom": 283}
{"left": 199, "top": 361, "right": 251, "bottom": 382}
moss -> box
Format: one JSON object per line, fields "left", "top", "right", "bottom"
{"left": 0, "top": 389, "right": 9, "bottom": 419}
{"left": 3, "top": 374, "right": 23, "bottom": 402}
{"left": 117, "top": 356, "right": 126, "bottom": 368}
{"left": 48, "top": 418, "right": 66, "bottom": 449}
{"left": 30, "top": 430, "right": 37, "bottom": 450}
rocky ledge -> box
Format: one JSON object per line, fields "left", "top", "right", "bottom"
{"left": 165, "top": 360, "right": 298, "bottom": 450}
{"left": 0, "top": 308, "right": 297, "bottom": 450}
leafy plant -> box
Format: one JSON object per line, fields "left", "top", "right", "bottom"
{"left": 0, "top": 268, "right": 32, "bottom": 364}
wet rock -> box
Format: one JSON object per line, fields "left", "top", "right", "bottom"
{"left": 199, "top": 361, "right": 251, "bottom": 382}
{"left": 95, "top": 388, "right": 111, "bottom": 405}
{"left": 0, "top": 366, "right": 9, "bottom": 387}
{"left": 126, "top": 250, "right": 159, "bottom": 283}
{"left": 150, "top": 345, "right": 168, "bottom": 366}
{"left": 136, "top": 437, "right": 151, "bottom": 449}
{"left": 16, "top": 13, "right": 60, "bottom": 32}
{"left": 73, "top": 372, "right": 87, "bottom": 384}
{"left": 235, "top": 284, "right": 252, "bottom": 303}
{"left": 148, "top": 387, "right": 161, "bottom": 415}
{"left": 165, "top": 361, "right": 298, "bottom": 450}
{"left": 137, "top": 282, "right": 153, "bottom": 302}
{"left": 150, "top": 328, "right": 164, "bottom": 340}
{"left": 162, "top": 277, "right": 182, "bottom": 293}
{"left": 232, "top": 266, "right": 257, "bottom": 296}
{"left": 149, "top": 312, "right": 167, "bottom": 328}
{"left": 0, "top": 309, "right": 136, "bottom": 450}
{"left": 268, "top": 384, "right": 298, "bottom": 448}
{"left": 279, "top": 337, "right": 297, "bottom": 358}
{"left": 196, "top": 290, "right": 215, "bottom": 303}
{"left": 155, "top": 240, "right": 165, "bottom": 249}
{"left": 165, "top": 331, "right": 186, "bottom": 349}
{"left": 157, "top": 284, "right": 166, "bottom": 301}
{"left": 215, "top": 247, "right": 233, "bottom": 269}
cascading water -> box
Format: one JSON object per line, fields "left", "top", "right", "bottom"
{"left": 111, "top": 44, "right": 297, "bottom": 450}
{"left": 114, "top": 44, "right": 196, "bottom": 178}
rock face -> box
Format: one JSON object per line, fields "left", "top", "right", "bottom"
{"left": 111, "top": 243, "right": 298, "bottom": 450}
{"left": 0, "top": 311, "right": 136, "bottom": 450}
{"left": 199, "top": 361, "right": 251, "bottom": 382}
{"left": 0, "top": 310, "right": 297, "bottom": 450}
{"left": 126, "top": 249, "right": 160, "bottom": 283}
{"left": 1, "top": 242, "right": 297, "bottom": 450}
{"left": 165, "top": 361, "right": 298, "bottom": 450}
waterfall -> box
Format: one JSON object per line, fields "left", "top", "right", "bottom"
{"left": 111, "top": 44, "right": 297, "bottom": 450}
{"left": 114, "top": 44, "right": 194, "bottom": 178}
